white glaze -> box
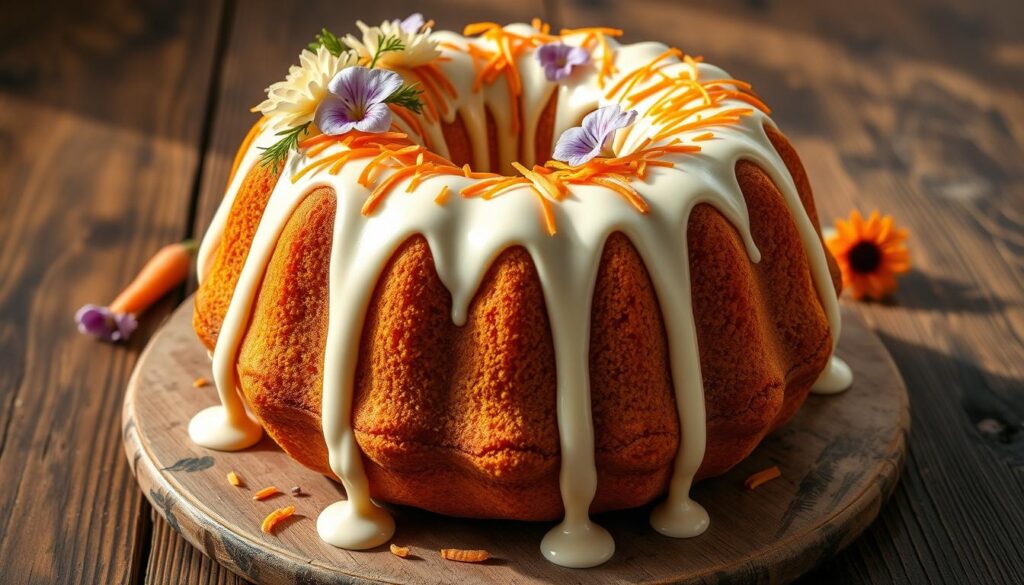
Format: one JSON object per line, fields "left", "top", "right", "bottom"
{"left": 813, "top": 355, "right": 853, "bottom": 394}
{"left": 192, "top": 24, "right": 847, "bottom": 567}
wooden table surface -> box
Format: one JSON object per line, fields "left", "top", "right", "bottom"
{"left": 1, "top": 0, "right": 1021, "bottom": 583}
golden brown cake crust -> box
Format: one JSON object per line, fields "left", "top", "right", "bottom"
{"left": 196, "top": 123, "right": 840, "bottom": 521}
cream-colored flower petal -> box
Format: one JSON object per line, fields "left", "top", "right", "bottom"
{"left": 345, "top": 19, "right": 441, "bottom": 69}
{"left": 254, "top": 46, "right": 358, "bottom": 129}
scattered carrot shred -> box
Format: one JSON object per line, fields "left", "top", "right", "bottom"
{"left": 744, "top": 466, "right": 782, "bottom": 490}
{"left": 440, "top": 548, "right": 491, "bottom": 563}
{"left": 390, "top": 543, "right": 411, "bottom": 558}
{"left": 226, "top": 471, "right": 242, "bottom": 487}
{"left": 260, "top": 505, "right": 295, "bottom": 534}
{"left": 192, "top": 377, "right": 209, "bottom": 388}
{"left": 253, "top": 486, "right": 281, "bottom": 501}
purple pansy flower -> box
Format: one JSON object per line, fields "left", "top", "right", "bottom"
{"left": 315, "top": 67, "right": 403, "bottom": 135}
{"left": 552, "top": 104, "right": 638, "bottom": 166}
{"left": 536, "top": 42, "right": 590, "bottom": 82}
{"left": 75, "top": 304, "right": 138, "bottom": 343}
{"left": 396, "top": 13, "right": 425, "bottom": 34}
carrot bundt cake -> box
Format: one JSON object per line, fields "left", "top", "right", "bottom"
{"left": 188, "top": 15, "right": 853, "bottom": 567}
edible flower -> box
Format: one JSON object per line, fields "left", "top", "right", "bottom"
{"left": 825, "top": 210, "right": 911, "bottom": 300}
{"left": 396, "top": 13, "right": 426, "bottom": 34}
{"left": 75, "top": 305, "right": 137, "bottom": 343}
{"left": 552, "top": 104, "right": 637, "bottom": 166}
{"left": 315, "top": 67, "right": 404, "bottom": 134}
{"left": 345, "top": 18, "right": 440, "bottom": 69}
{"left": 75, "top": 240, "right": 196, "bottom": 343}
{"left": 253, "top": 46, "right": 358, "bottom": 130}
{"left": 536, "top": 42, "right": 589, "bottom": 82}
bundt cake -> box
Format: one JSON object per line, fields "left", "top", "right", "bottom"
{"left": 188, "top": 17, "right": 853, "bottom": 567}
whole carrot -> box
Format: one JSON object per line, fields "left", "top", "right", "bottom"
{"left": 75, "top": 240, "right": 196, "bottom": 342}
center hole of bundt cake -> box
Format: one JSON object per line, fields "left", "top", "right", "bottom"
{"left": 847, "top": 241, "right": 882, "bottom": 274}
{"left": 439, "top": 94, "right": 560, "bottom": 175}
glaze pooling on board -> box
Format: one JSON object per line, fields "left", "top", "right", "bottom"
{"left": 191, "top": 24, "right": 847, "bottom": 568}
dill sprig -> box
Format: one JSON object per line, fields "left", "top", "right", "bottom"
{"left": 384, "top": 83, "right": 424, "bottom": 114}
{"left": 258, "top": 122, "right": 310, "bottom": 172}
{"left": 308, "top": 28, "right": 347, "bottom": 57}
{"left": 369, "top": 34, "right": 405, "bottom": 68}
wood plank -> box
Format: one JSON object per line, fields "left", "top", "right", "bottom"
{"left": 553, "top": 0, "right": 1024, "bottom": 582}
{"left": 161, "top": 1, "right": 550, "bottom": 583}
{"left": 147, "top": 514, "right": 248, "bottom": 585}
{"left": 0, "top": 0, "right": 226, "bottom": 583}
{"left": 128, "top": 300, "right": 907, "bottom": 584}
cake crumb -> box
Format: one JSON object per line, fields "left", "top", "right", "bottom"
{"left": 390, "top": 543, "right": 410, "bottom": 558}
{"left": 192, "top": 377, "right": 210, "bottom": 388}
{"left": 226, "top": 471, "right": 243, "bottom": 487}
{"left": 440, "top": 548, "right": 490, "bottom": 563}
{"left": 744, "top": 465, "right": 782, "bottom": 490}
{"left": 260, "top": 506, "right": 295, "bottom": 534}
{"left": 253, "top": 486, "right": 281, "bottom": 501}
{"left": 289, "top": 486, "right": 303, "bottom": 496}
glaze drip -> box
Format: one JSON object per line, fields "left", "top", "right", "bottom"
{"left": 192, "top": 24, "right": 846, "bottom": 568}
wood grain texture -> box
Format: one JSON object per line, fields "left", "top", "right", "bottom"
{"left": 1, "top": 0, "right": 1022, "bottom": 583}
{"left": 123, "top": 300, "right": 907, "bottom": 584}
{"left": 0, "top": 0, "right": 225, "bottom": 583}
{"left": 549, "top": 0, "right": 1024, "bottom": 582}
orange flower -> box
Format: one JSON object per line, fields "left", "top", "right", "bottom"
{"left": 825, "top": 210, "right": 910, "bottom": 300}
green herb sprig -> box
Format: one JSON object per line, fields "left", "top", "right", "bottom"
{"left": 308, "top": 28, "right": 347, "bottom": 57}
{"left": 369, "top": 34, "right": 405, "bottom": 68}
{"left": 258, "top": 122, "right": 310, "bottom": 172}
{"left": 384, "top": 83, "right": 424, "bottom": 114}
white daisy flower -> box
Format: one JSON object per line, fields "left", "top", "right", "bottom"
{"left": 253, "top": 45, "right": 358, "bottom": 129}
{"left": 344, "top": 18, "right": 441, "bottom": 69}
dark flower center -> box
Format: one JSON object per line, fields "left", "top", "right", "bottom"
{"left": 848, "top": 241, "right": 882, "bottom": 274}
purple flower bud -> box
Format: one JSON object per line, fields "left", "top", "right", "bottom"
{"left": 75, "top": 304, "right": 138, "bottom": 343}
{"left": 397, "top": 13, "right": 426, "bottom": 34}
{"left": 553, "top": 104, "right": 638, "bottom": 166}
{"left": 536, "top": 42, "right": 590, "bottom": 82}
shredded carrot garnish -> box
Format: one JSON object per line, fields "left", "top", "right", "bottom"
{"left": 363, "top": 165, "right": 422, "bottom": 215}
{"left": 440, "top": 548, "right": 491, "bottom": 563}
{"left": 607, "top": 48, "right": 681, "bottom": 99}
{"left": 226, "top": 471, "right": 242, "bottom": 487}
{"left": 744, "top": 465, "right": 782, "bottom": 490}
{"left": 260, "top": 505, "right": 295, "bottom": 534}
{"left": 434, "top": 184, "right": 451, "bottom": 204}
{"left": 463, "top": 22, "right": 502, "bottom": 36}
{"left": 276, "top": 35, "right": 767, "bottom": 238}
{"left": 253, "top": 486, "right": 281, "bottom": 501}
{"left": 405, "top": 67, "right": 443, "bottom": 122}
{"left": 591, "top": 177, "right": 649, "bottom": 214}
{"left": 192, "top": 377, "right": 209, "bottom": 388}
{"left": 390, "top": 105, "right": 427, "bottom": 146}
{"left": 534, "top": 190, "right": 557, "bottom": 236}
{"left": 390, "top": 544, "right": 411, "bottom": 558}
{"left": 460, "top": 21, "right": 552, "bottom": 134}
{"left": 418, "top": 62, "right": 458, "bottom": 99}
{"left": 560, "top": 26, "right": 624, "bottom": 36}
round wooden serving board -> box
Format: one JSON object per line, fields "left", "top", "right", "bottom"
{"left": 123, "top": 298, "right": 908, "bottom": 585}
